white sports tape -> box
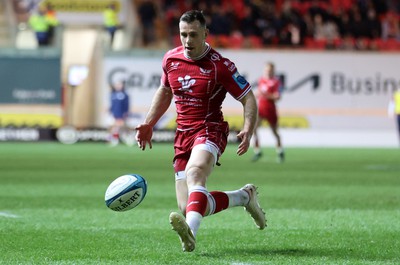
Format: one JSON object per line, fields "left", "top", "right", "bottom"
{"left": 192, "top": 143, "right": 218, "bottom": 165}
{"left": 175, "top": 171, "right": 186, "bottom": 181}
{"left": 174, "top": 143, "right": 218, "bottom": 181}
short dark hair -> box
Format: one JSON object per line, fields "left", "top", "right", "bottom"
{"left": 180, "top": 10, "right": 206, "bottom": 28}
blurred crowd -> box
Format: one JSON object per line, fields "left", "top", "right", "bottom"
{"left": 134, "top": 0, "right": 400, "bottom": 50}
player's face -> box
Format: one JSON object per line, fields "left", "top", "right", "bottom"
{"left": 113, "top": 82, "right": 124, "bottom": 91}
{"left": 179, "top": 20, "right": 208, "bottom": 59}
{"left": 264, "top": 64, "right": 274, "bottom": 78}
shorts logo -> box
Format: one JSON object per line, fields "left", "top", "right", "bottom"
{"left": 178, "top": 75, "right": 196, "bottom": 92}
{"left": 232, "top": 71, "right": 248, "bottom": 89}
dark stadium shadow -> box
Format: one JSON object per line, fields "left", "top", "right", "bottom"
{"left": 199, "top": 247, "right": 310, "bottom": 258}
{"left": 198, "top": 246, "right": 396, "bottom": 263}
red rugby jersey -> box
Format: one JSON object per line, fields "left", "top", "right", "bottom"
{"left": 257, "top": 77, "right": 281, "bottom": 110}
{"left": 161, "top": 44, "right": 251, "bottom": 129}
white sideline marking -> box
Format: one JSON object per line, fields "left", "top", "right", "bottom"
{"left": 365, "top": 164, "right": 400, "bottom": 171}
{"left": 0, "top": 212, "right": 19, "bottom": 218}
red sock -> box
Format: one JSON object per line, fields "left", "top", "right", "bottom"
{"left": 186, "top": 191, "right": 208, "bottom": 216}
{"left": 209, "top": 191, "right": 229, "bottom": 215}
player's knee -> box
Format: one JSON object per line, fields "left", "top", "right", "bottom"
{"left": 186, "top": 166, "right": 207, "bottom": 186}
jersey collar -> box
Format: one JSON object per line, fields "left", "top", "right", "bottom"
{"left": 184, "top": 43, "right": 211, "bottom": 61}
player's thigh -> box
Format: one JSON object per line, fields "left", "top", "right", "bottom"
{"left": 185, "top": 149, "right": 215, "bottom": 186}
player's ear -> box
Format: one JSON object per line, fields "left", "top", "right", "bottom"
{"left": 204, "top": 28, "right": 209, "bottom": 39}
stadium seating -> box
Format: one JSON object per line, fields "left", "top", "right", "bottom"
{"left": 148, "top": 0, "right": 400, "bottom": 51}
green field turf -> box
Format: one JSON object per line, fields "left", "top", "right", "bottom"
{"left": 0, "top": 142, "right": 399, "bottom": 265}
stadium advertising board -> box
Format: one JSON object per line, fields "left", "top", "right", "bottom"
{"left": 24, "top": 0, "right": 126, "bottom": 25}
{"left": 39, "top": 0, "right": 121, "bottom": 12}
{"left": 100, "top": 51, "right": 398, "bottom": 131}
{"left": 0, "top": 57, "right": 61, "bottom": 104}
{"left": 0, "top": 55, "right": 62, "bottom": 133}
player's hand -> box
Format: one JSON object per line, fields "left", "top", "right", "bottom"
{"left": 135, "top": 123, "right": 153, "bottom": 150}
{"left": 236, "top": 131, "right": 251, "bottom": 156}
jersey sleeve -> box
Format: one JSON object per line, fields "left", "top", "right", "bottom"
{"left": 160, "top": 52, "right": 170, "bottom": 88}
{"left": 217, "top": 58, "right": 251, "bottom": 101}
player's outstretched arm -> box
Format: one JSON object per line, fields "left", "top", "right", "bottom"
{"left": 135, "top": 85, "right": 172, "bottom": 150}
{"left": 236, "top": 91, "right": 258, "bottom": 156}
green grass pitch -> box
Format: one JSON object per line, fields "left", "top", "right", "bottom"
{"left": 0, "top": 142, "right": 399, "bottom": 265}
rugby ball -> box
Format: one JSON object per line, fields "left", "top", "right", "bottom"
{"left": 105, "top": 174, "right": 147, "bottom": 211}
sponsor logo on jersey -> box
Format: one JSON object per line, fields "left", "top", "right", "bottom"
{"left": 170, "top": 62, "right": 180, "bottom": 70}
{"left": 224, "top": 60, "right": 236, "bottom": 72}
{"left": 210, "top": 53, "right": 220, "bottom": 61}
{"left": 200, "top": 67, "right": 212, "bottom": 75}
{"left": 178, "top": 75, "right": 195, "bottom": 92}
{"left": 232, "top": 71, "right": 248, "bottom": 89}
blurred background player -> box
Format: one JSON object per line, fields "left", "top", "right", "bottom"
{"left": 135, "top": 10, "right": 266, "bottom": 252}
{"left": 252, "top": 62, "right": 284, "bottom": 163}
{"left": 108, "top": 81, "right": 130, "bottom": 146}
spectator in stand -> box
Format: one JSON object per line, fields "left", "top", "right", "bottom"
{"left": 350, "top": 8, "right": 370, "bottom": 39}
{"left": 313, "top": 13, "right": 326, "bottom": 39}
{"left": 43, "top": 2, "right": 59, "bottom": 44}
{"left": 371, "top": 0, "right": 387, "bottom": 14}
{"left": 164, "top": 3, "right": 181, "bottom": 45}
{"left": 366, "top": 6, "right": 382, "bottom": 39}
{"left": 103, "top": 2, "right": 120, "bottom": 46}
{"left": 208, "top": 4, "right": 233, "bottom": 36}
{"left": 239, "top": 5, "right": 259, "bottom": 37}
{"left": 389, "top": 0, "right": 400, "bottom": 13}
{"left": 255, "top": 3, "right": 278, "bottom": 45}
{"left": 308, "top": 0, "right": 328, "bottom": 20}
{"left": 137, "top": 0, "right": 157, "bottom": 46}
{"left": 381, "top": 12, "right": 400, "bottom": 40}
{"left": 312, "top": 13, "right": 339, "bottom": 49}
{"left": 28, "top": 5, "right": 50, "bottom": 46}
{"left": 337, "top": 10, "right": 352, "bottom": 39}
{"left": 278, "top": 1, "right": 303, "bottom": 46}
{"left": 302, "top": 13, "right": 315, "bottom": 39}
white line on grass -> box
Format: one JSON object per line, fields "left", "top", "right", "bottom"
{"left": 365, "top": 164, "right": 400, "bottom": 171}
{"left": 0, "top": 212, "right": 19, "bottom": 218}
